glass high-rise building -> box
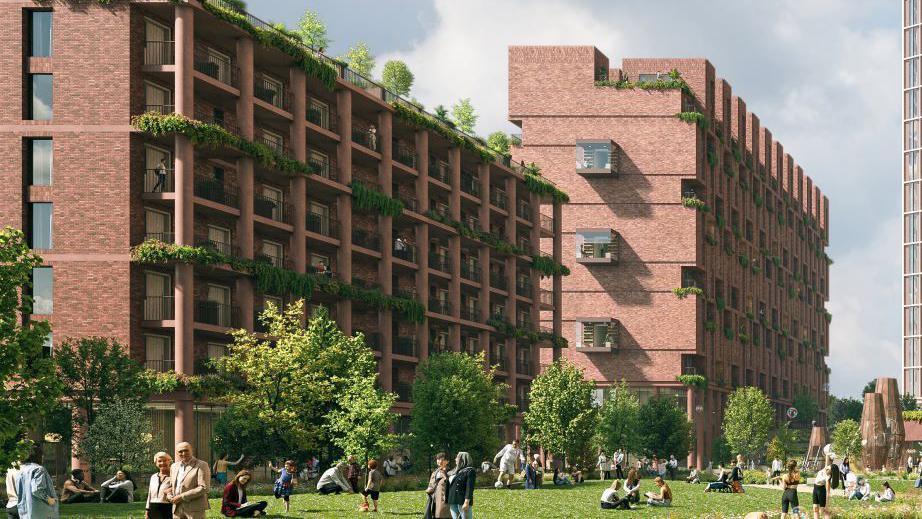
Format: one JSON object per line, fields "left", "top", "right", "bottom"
{"left": 905, "top": 0, "right": 922, "bottom": 402}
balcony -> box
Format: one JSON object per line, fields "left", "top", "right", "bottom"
{"left": 145, "top": 231, "right": 174, "bottom": 243}
{"left": 518, "top": 237, "right": 534, "bottom": 256}
{"left": 143, "top": 103, "right": 174, "bottom": 115}
{"left": 576, "top": 140, "right": 618, "bottom": 176}
{"left": 307, "top": 105, "right": 338, "bottom": 132}
{"left": 254, "top": 195, "right": 290, "bottom": 223}
{"left": 257, "top": 133, "right": 289, "bottom": 156}
{"left": 490, "top": 271, "right": 508, "bottom": 291}
{"left": 195, "top": 179, "right": 238, "bottom": 208}
{"left": 516, "top": 279, "right": 533, "bottom": 297}
{"left": 516, "top": 359, "right": 534, "bottom": 376}
{"left": 255, "top": 253, "right": 292, "bottom": 270}
{"left": 428, "top": 298, "right": 451, "bottom": 316}
{"left": 254, "top": 77, "right": 291, "bottom": 112}
{"left": 516, "top": 316, "right": 533, "bottom": 329}
{"left": 490, "top": 353, "right": 509, "bottom": 372}
{"left": 359, "top": 331, "right": 382, "bottom": 351}
{"left": 428, "top": 158, "right": 451, "bottom": 184}
{"left": 539, "top": 289, "right": 554, "bottom": 308}
{"left": 352, "top": 229, "right": 381, "bottom": 251}
{"left": 517, "top": 200, "right": 533, "bottom": 220}
{"left": 195, "top": 238, "right": 239, "bottom": 258}
{"left": 461, "top": 262, "right": 482, "bottom": 282}
{"left": 393, "top": 142, "right": 417, "bottom": 169}
{"left": 393, "top": 336, "right": 418, "bottom": 357}
{"left": 309, "top": 154, "right": 339, "bottom": 182}
{"left": 145, "top": 358, "right": 174, "bottom": 373}
{"left": 144, "top": 168, "right": 174, "bottom": 193}
{"left": 194, "top": 300, "right": 240, "bottom": 328}
{"left": 194, "top": 106, "right": 239, "bottom": 136}
{"left": 306, "top": 213, "right": 338, "bottom": 237}
{"left": 352, "top": 123, "right": 379, "bottom": 152}
{"left": 429, "top": 253, "right": 450, "bottom": 273}
{"left": 460, "top": 175, "right": 481, "bottom": 197}
{"left": 396, "top": 194, "right": 418, "bottom": 213}
{"left": 540, "top": 214, "right": 554, "bottom": 234}
{"left": 490, "top": 188, "right": 508, "bottom": 210}
{"left": 576, "top": 234, "right": 620, "bottom": 264}
{"left": 577, "top": 319, "right": 620, "bottom": 352}
{"left": 461, "top": 304, "right": 481, "bottom": 322}
{"left": 143, "top": 295, "right": 174, "bottom": 320}
{"left": 393, "top": 241, "right": 417, "bottom": 263}
{"left": 144, "top": 40, "right": 174, "bottom": 65}
{"left": 194, "top": 46, "right": 238, "bottom": 87}
{"left": 394, "top": 382, "right": 413, "bottom": 403}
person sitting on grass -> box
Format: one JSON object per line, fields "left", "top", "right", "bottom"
{"left": 875, "top": 481, "right": 895, "bottom": 502}
{"left": 221, "top": 470, "right": 268, "bottom": 517}
{"left": 705, "top": 464, "right": 729, "bottom": 492}
{"left": 843, "top": 470, "right": 857, "bottom": 498}
{"left": 729, "top": 456, "right": 745, "bottom": 494}
{"left": 570, "top": 465, "right": 584, "bottom": 484}
{"left": 552, "top": 465, "right": 571, "bottom": 486}
{"left": 599, "top": 480, "right": 632, "bottom": 510}
{"left": 848, "top": 477, "right": 866, "bottom": 500}
{"left": 645, "top": 476, "right": 672, "bottom": 507}
{"left": 60, "top": 469, "right": 99, "bottom": 504}
{"left": 685, "top": 468, "right": 700, "bottom": 484}
{"left": 359, "top": 459, "right": 383, "bottom": 513}
{"left": 624, "top": 468, "right": 641, "bottom": 504}
{"left": 317, "top": 462, "right": 353, "bottom": 495}
{"left": 99, "top": 470, "right": 135, "bottom": 503}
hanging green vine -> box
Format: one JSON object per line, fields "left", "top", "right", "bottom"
{"left": 676, "top": 111, "right": 709, "bottom": 130}
{"left": 523, "top": 164, "right": 570, "bottom": 204}
{"left": 681, "top": 196, "right": 709, "bottom": 211}
{"left": 390, "top": 101, "right": 495, "bottom": 161}
{"left": 676, "top": 374, "right": 707, "bottom": 389}
{"left": 349, "top": 181, "right": 404, "bottom": 217}
{"left": 486, "top": 317, "right": 567, "bottom": 348}
{"left": 531, "top": 255, "right": 570, "bottom": 277}
{"left": 426, "top": 210, "right": 527, "bottom": 256}
{"left": 672, "top": 287, "right": 703, "bottom": 299}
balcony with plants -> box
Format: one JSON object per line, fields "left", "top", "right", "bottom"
{"left": 351, "top": 118, "right": 379, "bottom": 153}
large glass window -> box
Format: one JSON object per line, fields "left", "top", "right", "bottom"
{"left": 29, "top": 11, "right": 52, "bottom": 57}
{"left": 578, "top": 320, "right": 615, "bottom": 348}
{"left": 30, "top": 74, "right": 52, "bottom": 120}
{"left": 32, "top": 267, "right": 53, "bottom": 315}
{"left": 908, "top": 151, "right": 921, "bottom": 181}
{"left": 31, "top": 203, "right": 52, "bottom": 249}
{"left": 29, "top": 139, "right": 52, "bottom": 185}
{"left": 576, "top": 230, "right": 615, "bottom": 259}
{"left": 575, "top": 141, "right": 612, "bottom": 170}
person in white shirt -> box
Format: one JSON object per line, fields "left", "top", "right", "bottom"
{"left": 771, "top": 458, "right": 783, "bottom": 483}
{"left": 908, "top": 455, "right": 915, "bottom": 475}
{"left": 667, "top": 456, "right": 678, "bottom": 480}
{"left": 615, "top": 449, "right": 625, "bottom": 479}
{"left": 493, "top": 439, "right": 524, "bottom": 488}
{"left": 146, "top": 452, "right": 173, "bottom": 519}
{"left": 382, "top": 457, "right": 400, "bottom": 477}
{"left": 597, "top": 452, "right": 611, "bottom": 480}
{"left": 5, "top": 463, "right": 20, "bottom": 519}
{"left": 599, "top": 480, "right": 631, "bottom": 510}
{"left": 844, "top": 471, "right": 858, "bottom": 498}
{"left": 875, "top": 481, "right": 895, "bottom": 502}
{"left": 99, "top": 470, "right": 135, "bottom": 503}
{"left": 857, "top": 478, "right": 871, "bottom": 500}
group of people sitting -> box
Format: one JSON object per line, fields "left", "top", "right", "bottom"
{"left": 598, "top": 472, "right": 671, "bottom": 510}
{"left": 58, "top": 468, "right": 136, "bottom": 505}
{"left": 703, "top": 455, "right": 747, "bottom": 493}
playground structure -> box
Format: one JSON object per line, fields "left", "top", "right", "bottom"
{"left": 859, "top": 377, "right": 905, "bottom": 470}
{"left": 804, "top": 423, "right": 827, "bottom": 470}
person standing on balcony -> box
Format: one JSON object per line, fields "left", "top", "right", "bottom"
{"left": 153, "top": 158, "right": 168, "bottom": 192}
{"left": 367, "top": 125, "right": 377, "bottom": 150}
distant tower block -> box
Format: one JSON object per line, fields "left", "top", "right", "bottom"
{"left": 875, "top": 377, "right": 906, "bottom": 468}
{"left": 860, "top": 391, "right": 887, "bottom": 470}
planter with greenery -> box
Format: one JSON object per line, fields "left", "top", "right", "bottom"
{"left": 593, "top": 69, "right": 692, "bottom": 95}
{"left": 426, "top": 210, "right": 527, "bottom": 256}
{"left": 531, "top": 255, "right": 571, "bottom": 278}
{"left": 681, "top": 196, "right": 709, "bottom": 211}
{"left": 522, "top": 164, "right": 569, "bottom": 204}
{"left": 704, "top": 320, "right": 717, "bottom": 333}
{"left": 486, "top": 317, "right": 567, "bottom": 348}
{"left": 673, "top": 287, "right": 704, "bottom": 299}
{"left": 350, "top": 181, "right": 404, "bottom": 217}
{"left": 676, "top": 374, "right": 708, "bottom": 390}
{"left": 738, "top": 254, "right": 749, "bottom": 268}
{"left": 676, "top": 111, "right": 709, "bottom": 129}
{"left": 723, "top": 327, "right": 735, "bottom": 341}
{"left": 391, "top": 100, "right": 495, "bottom": 162}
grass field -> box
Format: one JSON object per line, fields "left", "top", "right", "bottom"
{"left": 59, "top": 479, "right": 922, "bottom": 518}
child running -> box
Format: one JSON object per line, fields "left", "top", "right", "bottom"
{"left": 269, "top": 460, "right": 296, "bottom": 513}
{"left": 359, "top": 460, "right": 383, "bottom": 513}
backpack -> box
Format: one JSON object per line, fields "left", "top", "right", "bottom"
{"left": 829, "top": 464, "right": 841, "bottom": 489}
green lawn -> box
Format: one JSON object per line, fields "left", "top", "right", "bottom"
{"left": 59, "top": 479, "right": 922, "bottom": 518}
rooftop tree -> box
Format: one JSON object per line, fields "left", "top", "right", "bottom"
{"left": 342, "top": 42, "right": 375, "bottom": 77}
{"left": 451, "top": 98, "right": 478, "bottom": 134}
{"left": 381, "top": 60, "right": 414, "bottom": 97}
{"left": 295, "top": 8, "right": 330, "bottom": 50}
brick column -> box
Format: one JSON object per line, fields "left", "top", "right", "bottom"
{"left": 336, "top": 89, "right": 353, "bottom": 333}
{"left": 478, "top": 164, "right": 491, "bottom": 324}
{"left": 290, "top": 67, "right": 307, "bottom": 275}
{"left": 448, "top": 148, "right": 462, "bottom": 350}
{"left": 415, "top": 130, "right": 430, "bottom": 361}
{"left": 378, "top": 110, "right": 394, "bottom": 391}
{"left": 552, "top": 201, "right": 563, "bottom": 361}
{"left": 504, "top": 176, "right": 517, "bottom": 408}
{"left": 172, "top": 3, "right": 195, "bottom": 445}
{"left": 236, "top": 36, "right": 254, "bottom": 331}
{"left": 529, "top": 191, "right": 541, "bottom": 375}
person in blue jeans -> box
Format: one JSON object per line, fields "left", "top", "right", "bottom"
{"left": 447, "top": 452, "right": 475, "bottom": 519}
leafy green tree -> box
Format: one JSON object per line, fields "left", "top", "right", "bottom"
{"left": 211, "top": 406, "right": 277, "bottom": 463}
{"left": 637, "top": 396, "right": 692, "bottom": 459}
{"left": 828, "top": 395, "right": 863, "bottom": 426}
{"left": 901, "top": 393, "right": 919, "bottom": 411}
{"left": 433, "top": 105, "right": 451, "bottom": 125}
{"left": 80, "top": 398, "right": 157, "bottom": 474}
{"left": 596, "top": 380, "right": 640, "bottom": 456}
{"left": 711, "top": 435, "right": 732, "bottom": 466}
{"left": 523, "top": 361, "right": 597, "bottom": 467}
{"left": 295, "top": 8, "right": 330, "bottom": 50}
{"left": 792, "top": 390, "right": 819, "bottom": 426}
{"left": 487, "top": 131, "right": 510, "bottom": 156}
{"left": 831, "top": 419, "right": 862, "bottom": 459}
{"left": 410, "top": 352, "right": 513, "bottom": 462}
{"left": 381, "top": 60, "right": 414, "bottom": 97}
{"left": 451, "top": 98, "right": 478, "bottom": 133}
{"left": 325, "top": 365, "right": 398, "bottom": 465}
{"left": 766, "top": 422, "right": 798, "bottom": 461}
{"left": 0, "top": 227, "right": 61, "bottom": 468}
{"left": 57, "top": 337, "right": 149, "bottom": 428}
{"left": 862, "top": 379, "right": 877, "bottom": 395}
{"left": 342, "top": 42, "right": 375, "bottom": 77}
{"left": 722, "top": 387, "right": 773, "bottom": 461}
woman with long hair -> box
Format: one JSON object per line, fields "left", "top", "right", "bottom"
{"left": 446, "top": 452, "right": 475, "bottom": 519}
{"left": 780, "top": 459, "right": 801, "bottom": 518}
{"left": 221, "top": 470, "right": 268, "bottom": 518}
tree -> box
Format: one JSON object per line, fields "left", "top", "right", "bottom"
{"left": 451, "top": 98, "right": 478, "bottom": 133}
{"left": 57, "top": 337, "right": 149, "bottom": 428}
{"left": 523, "top": 361, "right": 597, "bottom": 467}
{"left": 80, "top": 398, "right": 157, "bottom": 474}
{"left": 410, "top": 352, "right": 513, "bottom": 462}
{"left": 711, "top": 435, "right": 732, "bottom": 466}
{"left": 828, "top": 395, "right": 863, "bottom": 426}
{"left": 324, "top": 366, "right": 398, "bottom": 465}
{"left": 342, "top": 42, "right": 375, "bottom": 77}
{"left": 0, "top": 227, "right": 62, "bottom": 468}
{"left": 901, "top": 393, "right": 919, "bottom": 412}
{"left": 766, "top": 422, "right": 798, "bottom": 461}
{"left": 722, "top": 387, "right": 773, "bottom": 462}
{"left": 831, "top": 419, "right": 862, "bottom": 460}
{"left": 211, "top": 406, "right": 276, "bottom": 464}
{"left": 295, "top": 8, "right": 330, "bottom": 50}
{"left": 637, "top": 396, "right": 692, "bottom": 459}
{"left": 596, "top": 380, "right": 640, "bottom": 456}
{"left": 487, "top": 132, "right": 511, "bottom": 156}
{"left": 792, "top": 390, "right": 819, "bottom": 426}
{"left": 433, "top": 105, "right": 452, "bottom": 125}
{"left": 862, "top": 379, "right": 877, "bottom": 395}
{"left": 381, "top": 60, "right": 414, "bottom": 97}
{"left": 215, "top": 302, "right": 380, "bottom": 458}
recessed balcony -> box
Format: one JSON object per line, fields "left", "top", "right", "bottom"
{"left": 576, "top": 139, "right": 620, "bottom": 176}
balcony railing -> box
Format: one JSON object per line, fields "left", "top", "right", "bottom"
{"left": 143, "top": 295, "right": 174, "bottom": 320}
{"left": 352, "top": 123, "right": 379, "bottom": 151}
{"left": 517, "top": 359, "right": 534, "bottom": 376}
{"left": 394, "top": 381, "right": 413, "bottom": 403}
{"left": 461, "top": 304, "right": 481, "bottom": 322}
{"left": 428, "top": 158, "right": 451, "bottom": 184}
{"left": 254, "top": 194, "right": 290, "bottom": 223}
{"left": 396, "top": 194, "right": 418, "bottom": 213}
{"left": 518, "top": 238, "right": 534, "bottom": 255}
{"left": 307, "top": 105, "right": 338, "bottom": 132}
{"left": 194, "top": 46, "right": 239, "bottom": 87}
{"left": 461, "top": 262, "right": 482, "bottom": 282}
{"left": 195, "top": 180, "right": 238, "bottom": 208}
{"left": 194, "top": 300, "right": 240, "bottom": 328}
{"left": 255, "top": 253, "right": 292, "bottom": 270}
{"left": 540, "top": 289, "right": 554, "bottom": 307}
{"left": 540, "top": 214, "right": 553, "bottom": 234}
{"left": 194, "top": 106, "right": 239, "bottom": 135}
{"left": 144, "top": 40, "right": 174, "bottom": 65}
{"left": 257, "top": 133, "right": 289, "bottom": 156}
{"left": 429, "top": 298, "right": 451, "bottom": 315}
{"left": 490, "top": 271, "right": 508, "bottom": 290}
{"left": 254, "top": 77, "right": 291, "bottom": 111}
{"left": 393, "top": 336, "right": 418, "bottom": 357}
{"left": 490, "top": 188, "right": 508, "bottom": 210}
{"left": 309, "top": 154, "right": 339, "bottom": 182}
{"left": 393, "top": 241, "right": 417, "bottom": 263}
{"left": 517, "top": 201, "right": 533, "bottom": 219}
{"left": 516, "top": 280, "right": 533, "bottom": 297}
{"left": 306, "top": 213, "right": 338, "bottom": 237}
{"left": 144, "top": 168, "right": 174, "bottom": 193}
{"left": 577, "top": 242, "right": 618, "bottom": 261}
{"left": 145, "top": 231, "right": 174, "bottom": 243}
{"left": 352, "top": 229, "right": 381, "bottom": 251}
{"left": 145, "top": 358, "right": 175, "bottom": 373}
{"left": 460, "top": 175, "right": 481, "bottom": 197}
{"left": 393, "top": 143, "right": 417, "bottom": 169}
{"left": 517, "top": 317, "right": 533, "bottom": 329}
{"left": 143, "top": 103, "right": 174, "bottom": 115}
{"left": 490, "top": 353, "right": 508, "bottom": 372}
{"left": 429, "top": 339, "right": 448, "bottom": 356}
{"left": 195, "top": 238, "right": 239, "bottom": 258}
{"left": 429, "top": 253, "right": 450, "bottom": 272}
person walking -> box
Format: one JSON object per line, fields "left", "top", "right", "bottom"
{"left": 212, "top": 453, "right": 244, "bottom": 487}
{"left": 382, "top": 456, "right": 400, "bottom": 478}
{"left": 15, "top": 444, "right": 58, "bottom": 519}
{"left": 597, "top": 452, "right": 611, "bottom": 481}
{"left": 346, "top": 455, "right": 362, "bottom": 497}
{"left": 60, "top": 469, "right": 98, "bottom": 504}
{"left": 145, "top": 452, "right": 173, "bottom": 519}
{"left": 424, "top": 452, "right": 451, "bottom": 519}
{"left": 615, "top": 449, "right": 625, "bottom": 479}
{"left": 730, "top": 457, "right": 745, "bottom": 494}
{"left": 169, "top": 441, "right": 211, "bottom": 519}
{"left": 667, "top": 455, "right": 678, "bottom": 480}
{"left": 493, "top": 439, "right": 523, "bottom": 488}
{"left": 220, "top": 470, "right": 267, "bottom": 518}
{"left": 269, "top": 460, "right": 296, "bottom": 513}
{"left": 780, "top": 459, "right": 801, "bottom": 519}
{"left": 446, "top": 452, "right": 476, "bottom": 519}
{"left": 359, "top": 460, "right": 383, "bottom": 513}
{"left": 5, "top": 462, "right": 21, "bottom": 519}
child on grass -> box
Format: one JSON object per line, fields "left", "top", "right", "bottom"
{"left": 269, "top": 459, "right": 296, "bottom": 514}
{"left": 359, "top": 460, "right": 383, "bottom": 513}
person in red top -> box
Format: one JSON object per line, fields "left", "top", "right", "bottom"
{"left": 221, "top": 470, "right": 267, "bottom": 518}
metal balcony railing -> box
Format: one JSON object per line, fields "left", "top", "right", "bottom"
{"left": 144, "top": 168, "right": 174, "bottom": 193}
{"left": 195, "top": 238, "right": 239, "bottom": 258}
{"left": 491, "top": 354, "right": 508, "bottom": 372}
{"left": 396, "top": 194, "right": 418, "bottom": 213}
{"left": 428, "top": 158, "right": 451, "bottom": 184}
{"left": 143, "top": 295, "right": 174, "bottom": 320}
{"left": 254, "top": 194, "right": 290, "bottom": 223}
{"left": 307, "top": 105, "right": 338, "bottom": 132}
{"left": 195, "top": 180, "right": 239, "bottom": 208}
{"left": 516, "top": 280, "right": 533, "bottom": 297}
{"left": 490, "top": 271, "right": 508, "bottom": 290}
{"left": 393, "top": 241, "right": 417, "bottom": 263}
{"left": 461, "top": 304, "right": 481, "bottom": 322}
{"left": 393, "top": 336, "right": 418, "bottom": 357}
{"left": 428, "top": 298, "right": 451, "bottom": 315}
{"left": 309, "top": 154, "right": 339, "bottom": 182}
{"left": 194, "top": 106, "right": 240, "bottom": 136}
{"left": 257, "top": 133, "right": 289, "bottom": 156}
{"left": 392, "top": 142, "right": 417, "bottom": 169}
{"left": 429, "top": 253, "right": 450, "bottom": 272}
{"left": 394, "top": 382, "right": 413, "bottom": 402}
{"left": 490, "top": 188, "right": 508, "bottom": 210}
{"left": 144, "top": 40, "right": 174, "bottom": 65}
{"left": 352, "top": 229, "right": 381, "bottom": 251}
{"left": 255, "top": 253, "right": 292, "bottom": 270}
{"left": 460, "top": 175, "right": 481, "bottom": 197}
{"left": 194, "top": 46, "right": 239, "bottom": 87}
{"left": 194, "top": 300, "right": 240, "bottom": 328}
{"left": 145, "top": 231, "right": 174, "bottom": 243}
{"left": 517, "top": 201, "right": 533, "bottom": 219}
{"left": 145, "top": 358, "right": 175, "bottom": 373}
{"left": 461, "top": 262, "right": 482, "bottom": 282}
{"left": 577, "top": 242, "right": 617, "bottom": 260}
{"left": 306, "top": 213, "right": 338, "bottom": 237}
{"left": 143, "top": 103, "right": 174, "bottom": 115}
{"left": 254, "top": 77, "right": 291, "bottom": 111}
{"left": 517, "top": 359, "right": 534, "bottom": 376}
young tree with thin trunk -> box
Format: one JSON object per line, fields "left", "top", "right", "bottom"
{"left": 295, "top": 8, "right": 330, "bottom": 50}
{"left": 722, "top": 386, "right": 773, "bottom": 462}
{"left": 342, "top": 42, "right": 375, "bottom": 77}
{"left": 451, "top": 98, "right": 478, "bottom": 134}
{"left": 381, "top": 60, "right": 414, "bottom": 97}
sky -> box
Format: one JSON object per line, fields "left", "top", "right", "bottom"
{"left": 251, "top": 0, "right": 901, "bottom": 399}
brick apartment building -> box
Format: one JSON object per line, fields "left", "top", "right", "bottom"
{"left": 0, "top": 0, "right": 566, "bottom": 470}
{"left": 510, "top": 46, "right": 831, "bottom": 468}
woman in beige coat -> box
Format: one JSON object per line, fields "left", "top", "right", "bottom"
{"left": 424, "top": 452, "right": 451, "bottom": 519}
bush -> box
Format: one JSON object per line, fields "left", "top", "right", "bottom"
{"left": 743, "top": 469, "right": 769, "bottom": 484}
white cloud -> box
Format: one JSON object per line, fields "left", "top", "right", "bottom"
{"left": 380, "top": 0, "right": 901, "bottom": 396}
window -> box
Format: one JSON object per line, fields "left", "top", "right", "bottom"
{"left": 42, "top": 332, "right": 53, "bottom": 358}
{"left": 144, "top": 208, "right": 172, "bottom": 241}
{"left": 29, "top": 139, "right": 52, "bottom": 186}
{"left": 203, "top": 46, "right": 232, "bottom": 84}
{"left": 308, "top": 201, "right": 331, "bottom": 235}
{"left": 32, "top": 267, "right": 52, "bottom": 315}
{"left": 144, "top": 334, "right": 172, "bottom": 372}
{"left": 260, "top": 185, "right": 284, "bottom": 220}
{"left": 575, "top": 229, "right": 617, "bottom": 260}
{"left": 309, "top": 149, "right": 330, "bottom": 178}
{"left": 30, "top": 74, "right": 53, "bottom": 120}
{"left": 575, "top": 140, "right": 614, "bottom": 172}
{"left": 207, "top": 342, "right": 226, "bottom": 359}
{"left": 144, "top": 145, "right": 172, "bottom": 192}
{"left": 144, "top": 271, "right": 172, "bottom": 320}
{"left": 29, "top": 11, "right": 52, "bottom": 57}
{"left": 261, "top": 240, "right": 284, "bottom": 267}
{"left": 308, "top": 98, "right": 330, "bottom": 129}
{"left": 260, "top": 129, "right": 285, "bottom": 155}
{"left": 206, "top": 283, "right": 232, "bottom": 327}
{"left": 30, "top": 203, "right": 52, "bottom": 249}
{"left": 578, "top": 320, "right": 615, "bottom": 348}
{"left": 144, "top": 18, "right": 172, "bottom": 65}
{"left": 144, "top": 81, "right": 173, "bottom": 114}
{"left": 255, "top": 74, "right": 283, "bottom": 107}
